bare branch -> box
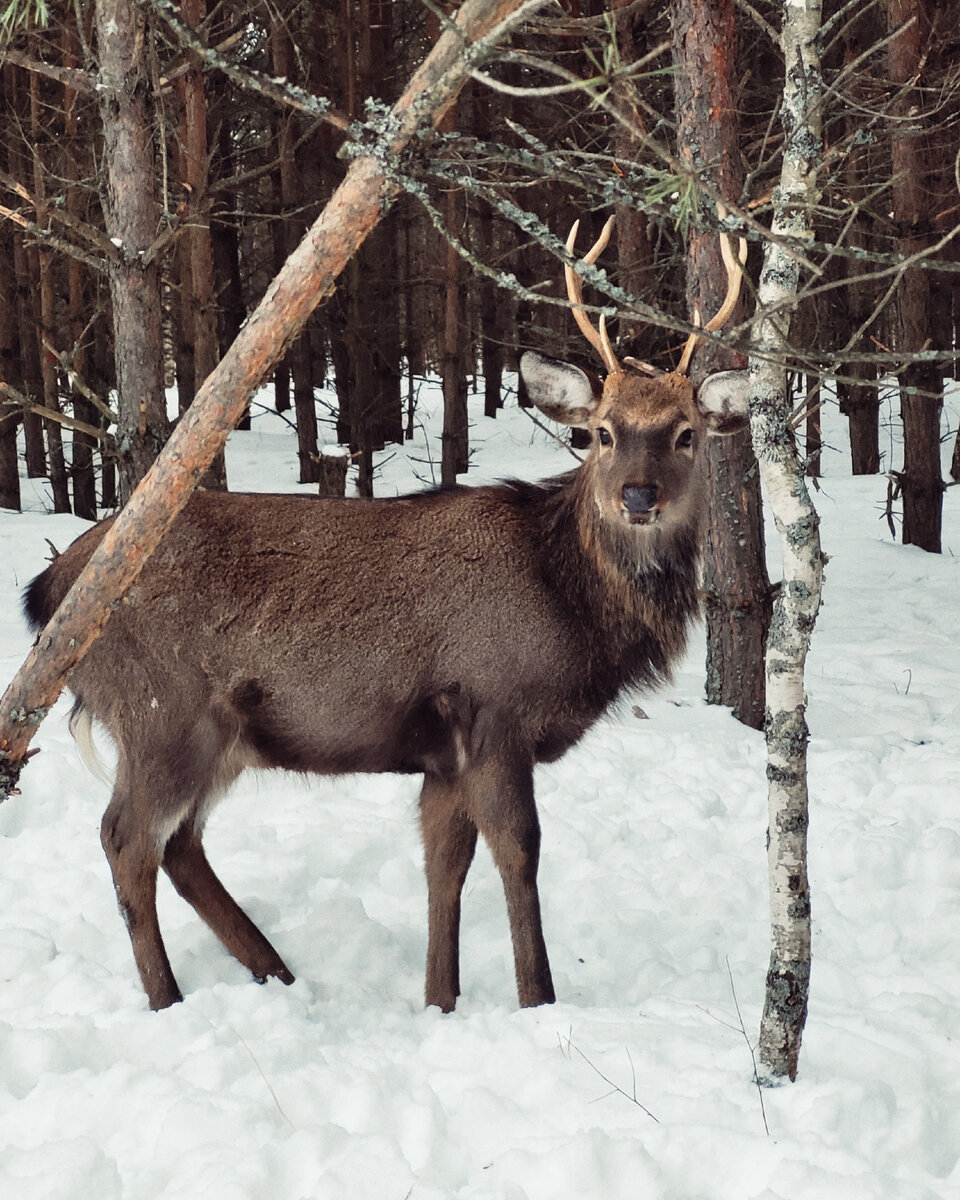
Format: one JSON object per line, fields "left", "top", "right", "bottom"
{"left": 0, "top": 167, "right": 121, "bottom": 263}
{"left": 0, "top": 203, "right": 109, "bottom": 274}
{"left": 0, "top": 384, "right": 112, "bottom": 446}
{"left": 0, "top": 47, "right": 95, "bottom": 93}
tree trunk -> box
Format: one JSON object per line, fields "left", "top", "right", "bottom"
{"left": 62, "top": 11, "right": 98, "bottom": 520}
{"left": 837, "top": 16, "right": 881, "bottom": 477}
{"left": 751, "top": 0, "right": 825, "bottom": 1085}
{"left": 174, "top": 238, "right": 196, "bottom": 414}
{"left": 92, "top": 315, "right": 118, "bottom": 510}
{"left": 0, "top": 0, "right": 532, "bottom": 801}
{"left": 838, "top": 370, "right": 880, "bottom": 475}
{"left": 804, "top": 376, "right": 821, "bottom": 479}
{"left": 271, "top": 19, "right": 319, "bottom": 484}
{"left": 0, "top": 224, "right": 19, "bottom": 511}
{"left": 347, "top": 256, "right": 375, "bottom": 496}
{"left": 885, "top": 0, "right": 943, "bottom": 552}
{"left": 13, "top": 231, "right": 47, "bottom": 481}
{"left": 7, "top": 66, "right": 45, "bottom": 481}
{"left": 178, "top": 0, "right": 228, "bottom": 490}
{"left": 402, "top": 204, "right": 422, "bottom": 438}
{"left": 612, "top": 0, "right": 655, "bottom": 354}
{"left": 441, "top": 175, "right": 469, "bottom": 483}
{"left": 474, "top": 86, "right": 503, "bottom": 417}
{"left": 94, "top": 0, "right": 171, "bottom": 503}
{"left": 36, "top": 246, "right": 71, "bottom": 514}
{"left": 30, "top": 70, "right": 71, "bottom": 514}
{"left": 672, "top": 0, "right": 770, "bottom": 732}
{"left": 366, "top": 0, "right": 403, "bottom": 448}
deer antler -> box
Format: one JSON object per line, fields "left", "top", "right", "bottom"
{"left": 676, "top": 204, "right": 747, "bottom": 376}
{"left": 564, "top": 216, "right": 621, "bottom": 375}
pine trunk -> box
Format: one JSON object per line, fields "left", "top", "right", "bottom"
{"left": 442, "top": 177, "right": 469, "bottom": 484}
{"left": 0, "top": 224, "right": 18, "bottom": 511}
{"left": 886, "top": 0, "right": 943, "bottom": 552}
{"left": 62, "top": 13, "right": 98, "bottom": 520}
{"left": 474, "top": 87, "right": 503, "bottom": 417}
{"left": 837, "top": 16, "right": 881, "bottom": 477}
{"left": 839, "top": 370, "right": 881, "bottom": 475}
{"left": 29, "top": 70, "right": 70, "bottom": 514}
{"left": 272, "top": 19, "right": 319, "bottom": 483}
{"left": 94, "top": 0, "right": 170, "bottom": 502}
{"left": 179, "top": 0, "right": 227, "bottom": 489}
{"left": 7, "top": 67, "right": 45, "bottom": 481}
{"left": 673, "top": 0, "right": 770, "bottom": 731}
{"left": 612, "top": 0, "right": 654, "bottom": 352}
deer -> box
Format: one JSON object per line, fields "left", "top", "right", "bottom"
{"left": 23, "top": 216, "right": 750, "bottom": 1014}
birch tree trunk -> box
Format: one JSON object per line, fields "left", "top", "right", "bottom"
{"left": 0, "top": 0, "right": 533, "bottom": 803}
{"left": 750, "top": 0, "right": 825, "bottom": 1083}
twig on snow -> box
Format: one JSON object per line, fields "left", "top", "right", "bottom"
{"left": 726, "top": 958, "right": 770, "bottom": 1136}
{"left": 560, "top": 1031, "right": 659, "bottom": 1123}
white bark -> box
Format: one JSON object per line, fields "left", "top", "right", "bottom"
{"left": 749, "top": 0, "right": 824, "bottom": 1083}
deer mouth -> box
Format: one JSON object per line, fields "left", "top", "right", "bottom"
{"left": 621, "top": 507, "right": 660, "bottom": 527}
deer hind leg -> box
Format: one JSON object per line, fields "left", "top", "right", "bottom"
{"left": 100, "top": 776, "right": 183, "bottom": 1011}
{"left": 162, "top": 819, "right": 294, "bottom": 988}
{"left": 465, "top": 755, "right": 555, "bottom": 1009}
{"left": 419, "top": 774, "right": 478, "bottom": 1012}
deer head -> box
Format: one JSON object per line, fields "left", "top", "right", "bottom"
{"left": 521, "top": 214, "right": 750, "bottom": 532}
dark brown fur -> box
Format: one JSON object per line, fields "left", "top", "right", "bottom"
{"left": 23, "top": 354, "right": 748, "bottom": 1011}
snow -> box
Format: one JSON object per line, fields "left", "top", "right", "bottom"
{"left": 2, "top": 377, "right": 959, "bottom": 1199}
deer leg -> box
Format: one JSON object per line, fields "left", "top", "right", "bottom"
{"left": 162, "top": 821, "right": 295, "bottom": 988}
{"left": 465, "top": 756, "right": 555, "bottom": 1009}
{"left": 419, "top": 774, "right": 478, "bottom": 1012}
{"left": 101, "top": 790, "right": 183, "bottom": 1011}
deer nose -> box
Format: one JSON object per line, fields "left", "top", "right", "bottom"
{"left": 622, "top": 484, "right": 659, "bottom": 514}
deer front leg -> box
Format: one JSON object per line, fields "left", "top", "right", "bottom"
{"left": 465, "top": 755, "right": 555, "bottom": 1009}
{"left": 419, "top": 774, "right": 478, "bottom": 1012}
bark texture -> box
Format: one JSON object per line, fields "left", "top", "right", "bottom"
{"left": 672, "top": 0, "right": 771, "bottom": 731}
{"left": 0, "top": 0, "right": 534, "bottom": 802}
{"left": 178, "top": 0, "right": 227, "bottom": 490}
{"left": 0, "top": 217, "right": 20, "bottom": 511}
{"left": 885, "top": 0, "right": 943, "bottom": 551}
{"left": 750, "top": 0, "right": 825, "bottom": 1084}
{"left": 94, "top": 0, "right": 171, "bottom": 502}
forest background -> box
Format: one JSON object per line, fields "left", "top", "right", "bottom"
{"left": 0, "top": 0, "right": 958, "bottom": 1089}
{"left": 1, "top": 0, "right": 957, "bottom": 526}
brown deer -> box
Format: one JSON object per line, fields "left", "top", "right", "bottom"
{"left": 24, "top": 218, "right": 750, "bottom": 1013}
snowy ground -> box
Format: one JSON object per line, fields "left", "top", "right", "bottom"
{"left": 1, "top": 376, "right": 958, "bottom": 1200}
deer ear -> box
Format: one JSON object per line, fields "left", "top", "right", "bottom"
{"left": 697, "top": 369, "right": 751, "bottom": 436}
{"left": 520, "top": 351, "right": 599, "bottom": 427}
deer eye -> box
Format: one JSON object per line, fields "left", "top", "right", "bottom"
{"left": 675, "top": 427, "right": 694, "bottom": 450}
{"left": 597, "top": 427, "right": 612, "bottom": 446}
